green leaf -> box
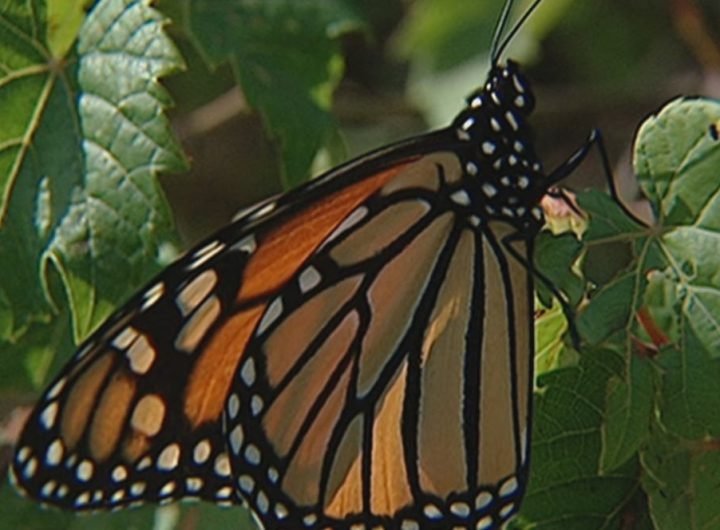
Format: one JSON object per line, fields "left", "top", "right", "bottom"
{"left": 657, "top": 338, "right": 720, "bottom": 439}
{"left": 535, "top": 298, "right": 578, "bottom": 377}
{"left": 515, "top": 347, "right": 639, "bottom": 529}
{"left": 635, "top": 99, "right": 720, "bottom": 225}
{"left": 185, "top": 0, "right": 363, "bottom": 187}
{"left": 0, "top": 0, "right": 186, "bottom": 361}
{"left": 47, "top": 0, "right": 89, "bottom": 57}
{"left": 534, "top": 231, "right": 584, "bottom": 307}
{"left": 0, "top": 4, "right": 85, "bottom": 339}
{"left": 641, "top": 429, "right": 720, "bottom": 530}
{"left": 577, "top": 271, "right": 639, "bottom": 345}
{"left": 600, "top": 353, "right": 655, "bottom": 472}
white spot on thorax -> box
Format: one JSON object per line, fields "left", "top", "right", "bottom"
{"left": 450, "top": 190, "right": 471, "bottom": 206}
{"left": 505, "top": 111, "right": 519, "bottom": 131}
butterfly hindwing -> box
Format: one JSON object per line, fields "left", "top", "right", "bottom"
{"left": 225, "top": 152, "right": 533, "bottom": 529}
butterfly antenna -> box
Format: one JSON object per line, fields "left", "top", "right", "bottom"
{"left": 491, "top": 0, "right": 543, "bottom": 64}
{"left": 490, "top": 0, "right": 516, "bottom": 64}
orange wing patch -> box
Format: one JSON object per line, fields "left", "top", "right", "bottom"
{"left": 183, "top": 161, "right": 416, "bottom": 429}
{"left": 238, "top": 163, "right": 414, "bottom": 302}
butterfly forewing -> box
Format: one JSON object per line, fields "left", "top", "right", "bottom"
{"left": 10, "top": 149, "right": 423, "bottom": 512}
{"left": 9, "top": 223, "right": 261, "bottom": 509}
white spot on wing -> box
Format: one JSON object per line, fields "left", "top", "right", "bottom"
{"left": 241, "top": 358, "right": 256, "bottom": 386}
{"left": 500, "top": 476, "right": 519, "bottom": 497}
{"left": 450, "top": 501, "right": 470, "bottom": 517}
{"left": 112, "top": 465, "right": 127, "bottom": 482}
{"left": 298, "top": 266, "right": 321, "bottom": 293}
{"left": 450, "top": 190, "right": 471, "bottom": 206}
{"left": 214, "top": 453, "right": 231, "bottom": 477}
{"left": 231, "top": 234, "right": 257, "bottom": 254}
{"left": 251, "top": 395, "right": 264, "bottom": 415}
{"left": 157, "top": 443, "right": 181, "bottom": 471}
{"left": 176, "top": 269, "right": 218, "bottom": 316}
{"left": 40, "top": 402, "right": 59, "bottom": 429}
{"left": 476, "top": 515, "right": 494, "bottom": 530}
{"left": 325, "top": 206, "right": 368, "bottom": 244}
{"left": 130, "top": 482, "right": 146, "bottom": 496}
{"left": 257, "top": 298, "right": 283, "bottom": 335}
{"left": 187, "top": 240, "right": 225, "bottom": 271}
{"left": 159, "top": 481, "right": 176, "bottom": 497}
{"left": 248, "top": 201, "right": 277, "bottom": 221}
{"left": 186, "top": 477, "right": 203, "bottom": 492}
{"left": 45, "top": 439, "right": 64, "bottom": 466}
{"left": 227, "top": 393, "right": 240, "bottom": 419}
{"left": 23, "top": 458, "right": 37, "bottom": 479}
{"left": 257, "top": 490, "right": 269, "bottom": 513}
{"left": 500, "top": 502, "right": 515, "bottom": 518}
{"left": 476, "top": 491, "right": 493, "bottom": 509}
{"left": 193, "top": 439, "right": 211, "bottom": 464}
{"left": 76, "top": 460, "right": 94, "bottom": 482}
{"left": 229, "top": 425, "right": 244, "bottom": 454}
{"left": 113, "top": 326, "right": 139, "bottom": 350}
{"left": 244, "top": 444, "right": 261, "bottom": 465}
{"left": 142, "top": 282, "right": 165, "bottom": 310}
{"left": 46, "top": 378, "right": 66, "bottom": 399}
{"left": 238, "top": 474, "right": 255, "bottom": 493}
{"left": 126, "top": 333, "right": 155, "bottom": 375}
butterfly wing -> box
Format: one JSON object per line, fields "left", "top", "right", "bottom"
{"left": 10, "top": 231, "right": 250, "bottom": 509}
{"left": 10, "top": 138, "right": 426, "bottom": 511}
{"left": 224, "top": 150, "right": 534, "bottom": 529}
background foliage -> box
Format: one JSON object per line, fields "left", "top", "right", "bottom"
{"left": 1, "top": 0, "right": 719, "bottom": 529}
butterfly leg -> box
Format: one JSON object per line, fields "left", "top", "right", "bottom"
{"left": 547, "top": 129, "right": 645, "bottom": 224}
{"left": 501, "top": 234, "right": 581, "bottom": 349}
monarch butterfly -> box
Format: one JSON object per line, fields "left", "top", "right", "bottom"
{"left": 10, "top": 0, "right": 614, "bottom": 528}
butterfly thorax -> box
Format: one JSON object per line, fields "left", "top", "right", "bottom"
{"left": 451, "top": 60, "right": 548, "bottom": 234}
